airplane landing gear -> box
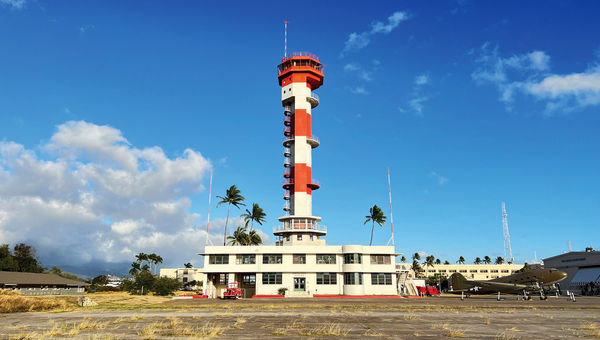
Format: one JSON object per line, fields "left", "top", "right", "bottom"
{"left": 497, "top": 291, "right": 502, "bottom": 301}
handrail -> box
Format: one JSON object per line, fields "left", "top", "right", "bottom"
{"left": 308, "top": 135, "right": 319, "bottom": 143}
{"left": 310, "top": 179, "right": 320, "bottom": 186}
{"left": 285, "top": 51, "right": 320, "bottom": 61}
{"left": 273, "top": 224, "right": 327, "bottom": 232}
{"left": 310, "top": 92, "right": 319, "bottom": 101}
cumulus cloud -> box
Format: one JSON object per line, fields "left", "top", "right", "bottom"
{"left": 343, "top": 11, "right": 410, "bottom": 54}
{"left": 399, "top": 73, "right": 432, "bottom": 116}
{"left": 343, "top": 60, "right": 381, "bottom": 95}
{"left": 0, "top": 121, "right": 224, "bottom": 272}
{"left": 0, "top": 0, "right": 25, "bottom": 9}
{"left": 414, "top": 74, "right": 430, "bottom": 86}
{"left": 471, "top": 43, "right": 600, "bottom": 113}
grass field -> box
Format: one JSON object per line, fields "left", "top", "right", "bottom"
{"left": 1, "top": 293, "right": 599, "bottom": 339}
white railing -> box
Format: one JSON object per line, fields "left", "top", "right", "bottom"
{"left": 310, "top": 92, "right": 319, "bottom": 102}
{"left": 273, "top": 222, "right": 327, "bottom": 233}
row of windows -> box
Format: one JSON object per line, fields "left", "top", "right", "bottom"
{"left": 426, "top": 268, "right": 513, "bottom": 274}
{"left": 209, "top": 254, "right": 392, "bottom": 265}
{"left": 259, "top": 273, "right": 392, "bottom": 285}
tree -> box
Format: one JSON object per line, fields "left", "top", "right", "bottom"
{"left": 435, "top": 258, "right": 441, "bottom": 265}
{"left": 411, "top": 260, "right": 423, "bottom": 278}
{"left": 522, "top": 263, "right": 531, "bottom": 272}
{"left": 241, "top": 203, "right": 267, "bottom": 231}
{"left": 227, "top": 226, "right": 249, "bottom": 246}
{"left": 400, "top": 256, "right": 406, "bottom": 263}
{"left": 364, "top": 205, "right": 386, "bottom": 246}
{"left": 153, "top": 254, "right": 163, "bottom": 275}
{"left": 457, "top": 256, "right": 465, "bottom": 264}
{"left": 152, "top": 277, "right": 182, "bottom": 296}
{"left": 136, "top": 253, "right": 148, "bottom": 268}
{"left": 412, "top": 252, "right": 421, "bottom": 262}
{"left": 13, "top": 243, "right": 44, "bottom": 273}
{"left": 184, "top": 263, "right": 193, "bottom": 268}
{"left": 48, "top": 266, "right": 80, "bottom": 281}
{"left": 495, "top": 256, "right": 505, "bottom": 265}
{"left": 217, "top": 185, "right": 246, "bottom": 246}
{"left": 0, "top": 244, "right": 17, "bottom": 271}
{"left": 444, "top": 260, "right": 450, "bottom": 265}
{"left": 129, "top": 262, "right": 141, "bottom": 277}
{"left": 147, "top": 254, "right": 157, "bottom": 274}
{"left": 474, "top": 257, "right": 482, "bottom": 265}
{"left": 483, "top": 256, "right": 492, "bottom": 264}
{"left": 424, "top": 255, "right": 436, "bottom": 272}
{"left": 247, "top": 229, "right": 263, "bottom": 245}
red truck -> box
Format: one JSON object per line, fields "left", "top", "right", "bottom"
{"left": 416, "top": 286, "right": 440, "bottom": 296}
{"left": 223, "top": 281, "right": 242, "bottom": 299}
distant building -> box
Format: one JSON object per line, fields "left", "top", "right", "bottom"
{"left": 0, "top": 271, "right": 89, "bottom": 295}
{"left": 105, "top": 275, "right": 123, "bottom": 288}
{"left": 543, "top": 247, "right": 600, "bottom": 293}
{"left": 160, "top": 268, "right": 203, "bottom": 290}
{"left": 396, "top": 263, "right": 524, "bottom": 281}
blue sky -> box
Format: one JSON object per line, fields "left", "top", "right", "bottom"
{"left": 0, "top": 0, "right": 599, "bottom": 273}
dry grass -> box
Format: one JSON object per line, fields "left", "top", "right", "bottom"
{"left": 483, "top": 318, "right": 491, "bottom": 325}
{"left": 364, "top": 328, "right": 384, "bottom": 336}
{"left": 87, "top": 335, "right": 122, "bottom": 340}
{"left": 432, "top": 323, "right": 451, "bottom": 330}
{"left": 495, "top": 332, "right": 518, "bottom": 340}
{"left": 404, "top": 314, "right": 418, "bottom": 320}
{"left": 8, "top": 333, "right": 40, "bottom": 340}
{"left": 271, "top": 328, "right": 288, "bottom": 336}
{"left": 286, "top": 320, "right": 306, "bottom": 330}
{"left": 505, "top": 327, "right": 520, "bottom": 332}
{"left": 0, "top": 290, "right": 77, "bottom": 313}
{"left": 111, "top": 315, "right": 145, "bottom": 324}
{"left": 232, "top": 316, "right": 247, "bottom": 329}
{"left": 582, "top": 322, "right": 598, "bottom": 331}
{"left": 588, "top": 330, "right": 600, "bottom": 338}
{"left": 298, "top": 323, "right": 349, "bottom": 336}
{"left": 444, "top": 328, "right": 466, "bottom": 337}
{"left": 86, "top": 292, "right": 169, "bottom": 307}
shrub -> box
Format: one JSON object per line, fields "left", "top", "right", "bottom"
{"left": 152, "top": 277, "right": 182, "bottom": 296}
{"left": 278, "top": 287, "right": 288, "bottom": 295}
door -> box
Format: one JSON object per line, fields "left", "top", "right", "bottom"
{"left": 294, "top": 277, "right": 306, "bottom": 291}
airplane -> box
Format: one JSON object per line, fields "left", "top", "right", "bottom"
{"left": 449, "top": 267, "right": 567, "bottom": 301}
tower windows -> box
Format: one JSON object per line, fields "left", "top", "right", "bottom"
{"left": 316, "top": 273, "right": 337, "bottom": 285}
{"left": 371, "top": 273, "right": 393, "bottom": 285}
{"left": 236, "top": 254, "right": 256, "bottom": 264}
{"left": 370, "top": 255, "right": 391, "bottom": 264}
{"left": 344, "top": 273, "right": 363, "bottom": 285}
{"left": 316, "top": 254, "right": 336, "bottom": 264}
{"left": 262, "top": 273, "right": 282, "bottom": 285}
{"left": 208, "top": 255, "right": 229, "bottom": 265}
{"left": 293, "top": 254, "right": 306, "bottom": 264}
{"left": 344, "top": 253, "right": 362, "bottom": 264}
{"left": 262, "top": 254, "right": 283, "bottom": 264}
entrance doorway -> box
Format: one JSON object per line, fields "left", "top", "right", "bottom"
{"left": 294, "top": 277, "right": 306, "bottom": 291}
{"left": 238, "top": 274, "right": 256, "bottom": 298}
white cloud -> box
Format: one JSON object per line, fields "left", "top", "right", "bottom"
{"left": 429, "top": 171, "right": 448, "bottom": 186}
{"left": 350, "top": 86, "right": 369, "bottom": 95}
{"left": 0, "top": 0, "right": 25, "bottom": 9}
{"left": 0, "top": 120, "right": 220, "bottom": 269}
{"left": 472, "top": 43, "right": 600, "bottom": 113}
{"left": 414, "top": 74, "right": 430, "bottom": 86}
{"left": 343, "top": 11, "right": 410, "bottom": 54}
{"left": 409, "top": 96, "right": 429, "bottom": 116}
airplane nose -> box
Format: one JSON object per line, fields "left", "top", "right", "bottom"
{"left": 558, "top": 271, "right": 567, "bottom": 280}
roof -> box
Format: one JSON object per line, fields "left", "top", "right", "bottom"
{"left": 0, "top": 271, "right": 90, "bottom": 286}
{"left": 570, "top": 267, "right": 600, "bottom": 285}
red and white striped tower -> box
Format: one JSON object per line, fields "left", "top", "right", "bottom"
{"left": 275, "top": 51, "right": 325, "bottom": 245}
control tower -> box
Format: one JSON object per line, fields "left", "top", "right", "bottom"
{"left": 274, "top": 52, "right": 326, "bottom": 246}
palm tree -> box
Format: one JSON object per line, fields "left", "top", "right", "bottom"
{"left": 147, "top": 253, "right": 157, "bottom": 274}
{"left": 411, "top": 260, "right": 423, "bottom": 278}
{"left": 241, "top": 203, "right": 267, "bottom": 231}
{"left": 424, "top": 255, "right": 436, "bottom": 273}
{"left": 227, "top": 226, "right": 249, "bottom": 246}
{"left": 413, "top": 252, "right": 421, "bottom": 262}
{"left": 129, "top": 262, "right": 141, "bottom": 277}
{"left": 184, "top": 263, "right": 193, "bottom": 268}
{"left": 364, "top": 205, "right": 386, "bottom": 246}
{"left": 483, "top": 256, "right": 492, "bottom": 264}
{"left": 457, "top": 256, "right": 465, "bottom": 264}
{"left": 474, "top": 257, "right": 482, "bottom": 265}
{"left": 141, "top": 264, "right": 150, "bottom": 272}
{"left": 154, "top": 255, "right": 163, "bottom": 274}
{"left": 495, "top": 256, "right": 505, "bottom": 265}
{"left": 136, "top": 253, "right": 148, "bottom": 268}
{"left": 435, "top": 258, "right": 441, "bottom": 265}
{"left": 444, "top": 260, "right": 450, "bottom": 265}
{"left": 217, "top": 185, "right": 246, "bottom": 246}
{"left": 247, "top": 229, "right": 263, "bottom": 245}
{"left": 400, "top": 256, "right": 406, "bottom": 263}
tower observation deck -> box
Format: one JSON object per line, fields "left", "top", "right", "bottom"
{"left": 275, "top": 52, "right": 326, "bottom": 246}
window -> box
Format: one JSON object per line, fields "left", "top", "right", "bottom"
{"left": 316, "top": 254, "right": 336, "bottom": 264}
{"left": 286, "top": 236, "right": 290, "bottom": 241}
{"left": 449, "top": 269, "right": 457, "bottom": 273}
{"left": 293, "top": 254, "right": 306, "bottom": 264}
{"left": 183, "top": 270, "right": 188, "bottom": 274}
{"left": 183, "top": 277, "right": 188, "bottom": 283}
{"left": 236, "top": 254, "right": 256, "bottom": 264}
{"left": 491, "top": 269, "right": 498, "bottom": 273}
{"left": 263, "top": 254, "right": 283, "bottom": 264}
{"left": 242, "top": 274, "right": 256, "bottom": 285}
{"left": 316, "top": 272, "right": 337, "bottom": 285}
{"left": 370, "top": 255, "right": 391, "bottom": 264}
{"left": 502, "top": 270, "right": 509, "bottom": 273}
{"left": 209, "top": 255, "right": 229, "bottom": 264}
{"left": 480, "top": 270, "right": 488, "bottom": 273}
{"left": 262, "top": 273, "right": 282, "bottom": 285}
{"left": 371, "top": 273, "right": 393, "bottom": 285}
{"left": 344, "top": 273, "right": 363, "bottom": 285}
{"left": 439, "top": 270, "right": 446, "bottom": 273}
{"left": 297, "top": 235, "right": 302, "bottom": 241}
{"left": 470, "top": 270, "right": 478, "bottom": 273}
{"left": 459, "top": 270, "right": 467, "bottom": 273}
{"left": 344, "top": 253, "right": 362, "bottom": 264}
{"left": 210, "top": 273, "right": 228, "bottom": 284}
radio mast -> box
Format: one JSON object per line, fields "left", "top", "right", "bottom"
{"left": 502, "top": 202, "right": 514, "bottom": 263}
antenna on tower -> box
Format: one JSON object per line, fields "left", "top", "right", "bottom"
{"left": 283, "top": 20, "right": 288, "bottom": 58}
{"left": 386, "top": 168, "right": 395, "bottom": 247}
{"left": 502, "top": 202, "right": 514, "bottom": 263}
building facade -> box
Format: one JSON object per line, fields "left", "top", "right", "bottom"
{"left": 543, "top": 247, "right": 600, "bottom": 293}
{"left": 0, "top": 271, "right": 89, "bottom": 295}
{"left": 160, "top": 268, "right": 204, "bottom": 289}
{"left": 396, "top": 263, "right": 524, "bottom": 281}
{"left": 201, "top": 51, "right": 398, "bottom": 298}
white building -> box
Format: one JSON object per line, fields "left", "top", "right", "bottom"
{"left": 200, "top": 52, "right": 398, "bottom": 298}
{"left": 160, "top": 268, "right": 204, "bottom": 290}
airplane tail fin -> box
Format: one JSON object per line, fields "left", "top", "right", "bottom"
{"left": 449, "top": 273, "right": 470, "bottom": 291}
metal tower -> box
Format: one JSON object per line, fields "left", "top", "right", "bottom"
{"left": 502, "top": 202, "right": 514, "bottom": 263}
{"left": 274, "top": 27, "right": 326, "bottom": 246}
